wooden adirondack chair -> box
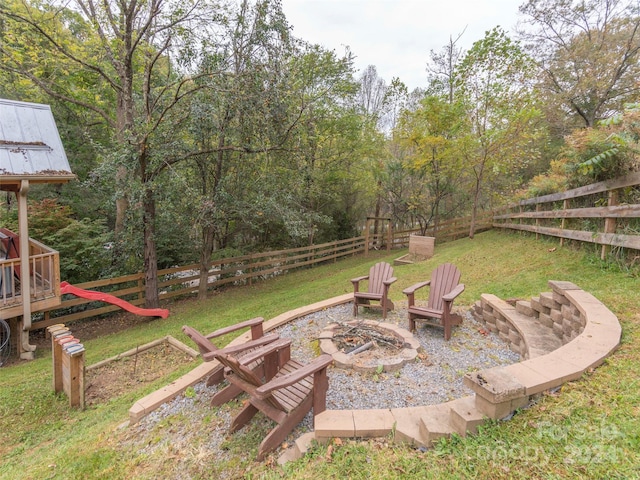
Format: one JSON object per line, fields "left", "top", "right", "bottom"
{"left": 351, "top": 262, "right": 397, "bottom": 318}
{"left": 212, "top": 338, "right": 332, "bottom": 460}
{"left": 182, "top": 317, "right": 279, "bottom": 406}
{"left": 403, "top": 263, "right": 465, "bottom": 341}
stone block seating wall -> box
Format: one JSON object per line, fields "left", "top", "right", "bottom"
{"left": 303, "top": 280, "right": 622, "bottom": 465}
{"left": 471, "top": 280, "right": 588, "bottom": 358}
{"left": 462, "top": 280, "right": 621, "bottom": 424}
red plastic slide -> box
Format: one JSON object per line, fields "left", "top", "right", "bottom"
{"left": 60, "top": 281, "right": 169, "bottom": 319}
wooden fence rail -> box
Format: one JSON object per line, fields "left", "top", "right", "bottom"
{"left": 394, "top": 213, "right": 494, "bottom": 247}
{"left": 33, "top": 214, "right": 486, "bottom": 329}
{"left": 493, "top": 172, "right": 640, "bottom": 259}
{"left": 32, "top": 236, "right": 366, "bottom": 329}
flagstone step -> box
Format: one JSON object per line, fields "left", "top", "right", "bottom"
{"left": 418, "top": 402, "right": 459, "bottom": 446}
{"left": 449, "top": 396, "right": 486, "bottom": 436}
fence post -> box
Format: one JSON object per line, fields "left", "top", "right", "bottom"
{"left": 47, "top": 324, "right": 85, "bottom": 409}
{"left": 137, "top": 273, "right": 144, "bottom": 303}
{"left": 49, "top": 325, "right": 64, "bottom": 393}
{"left": 560, "top": 199, "right": 569, "bottom": 247}
{"left": 601, "top": 189, "right": 619, "bottom": 260}
{"left": 518, "top": 204, "right": 524, "bottom": 235}
{"left": 364, "top": 219, "right": 371, "bottom": 256}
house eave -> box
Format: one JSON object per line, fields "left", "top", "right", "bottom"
{"left": 0, "top": 173, "right": 77, "bottom": 191}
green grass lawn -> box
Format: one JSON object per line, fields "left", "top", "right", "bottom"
{"left": 1, "top": 230, "right": 638, "bottom": 479}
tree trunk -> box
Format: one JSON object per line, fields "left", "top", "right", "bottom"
{"left": 469, "top": 196, "right": 478, "bottom": 240}
{"left": 115, "top": 166, "right": 129, "bottom": 236}
{"left": 197, "top": 225, "right": 215, "bottom": 300}
{"left": 373, "top": 180, "right": 382, "bottom": 247}
{"left": 434, "top": 200, "right": 439, "bottom": 238}
{"left": 196, "top": 136, "right": 225, "bottom": 299}
{"left": 143, "top": 186, "right": 160, "bottom": 308}
{"left": 469, "top": 171, "right": 482, "bottom": 240}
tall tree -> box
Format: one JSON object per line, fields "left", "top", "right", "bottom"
{"left": 287, "top": 46, "right": 366, "bottom": 243}
{"left": 395, "top": 96, "right": 467, "bottom": 233}
{"left": 185, "top": 6, "right": 361, "bottom": 297}
{"left": 356, "top": 66, "right": 388, "bottom": 243}
{"left": 426, "top": 30, "right": 466, "bottom": 103}
{"left": 456, "top": 27, "right": 545, "bottom": 238}
{"left": 381, "top": 77, "right": 410, "bottom": 134}
{"left": 357, "top": 65, "right": 387, "bottom": 120}
{"left": 1, "top": 0, "right": 226, "bottom": 306}
{"left": 186, "top": 0, "right": 295, "bottom": 297}
{"left": 519, "top": 0, "right": 640, "bottom": 128}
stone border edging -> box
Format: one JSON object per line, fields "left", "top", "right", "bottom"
{"left": 319, "top": 320, "right": 419, "bottom": 372}
{"left": 464, "top": 281, "right": 621, "bottom": 413}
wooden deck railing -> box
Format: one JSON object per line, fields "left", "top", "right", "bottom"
{"left": 0, "top": 236, "right": 59, "bottom": 309}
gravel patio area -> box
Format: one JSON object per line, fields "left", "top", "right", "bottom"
{"left": 273, "top": 303, "right": 520, "bottom": 411}
{"left": 125, "top": 302, "right": 520, "bottom": 464}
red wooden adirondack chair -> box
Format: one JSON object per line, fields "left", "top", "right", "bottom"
{"left": 212, "top": 338, "right": 332, "bottom": 460}
{"left": 351, "top": 262, "right": 397, "bottom": 319}
{"left": 403, "top": 263, "right": 465, "bottom": 341}
{"left": 182, "top": 317, "right": 279, "bottom": 406}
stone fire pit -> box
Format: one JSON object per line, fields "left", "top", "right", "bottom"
{"left": 318, "top": 320, "right": 421, "bottom": 372}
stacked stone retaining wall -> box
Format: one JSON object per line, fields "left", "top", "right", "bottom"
{"left": 463, "top": 280, "right": 621, "bottom": 423}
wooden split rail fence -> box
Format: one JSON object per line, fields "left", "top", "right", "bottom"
{"left": 493, "top": 172, "right": 640, "bottom": 260}
{"left": 32, "top": 215, "right": 485, "bottom": 330}
{"left": 33, "top": 236, "right": 367, "bottom": 330}
{"left": 32, "top": 169, "right": 640, "bottom": 332}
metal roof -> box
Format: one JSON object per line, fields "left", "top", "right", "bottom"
{"left": 0, "top": 98, "right": 74, "bottom": 182}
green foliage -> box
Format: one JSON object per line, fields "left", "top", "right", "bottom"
{"left": 564, "top": 109, "right": 639, "bottom": 186}
{"left": 25, "top": 198, "right": 74, "bottom": 237}
{"left": 520, "top": 160, "right": 569, "bottom": 198}
{"left": 184, "top": 386, "right": 195, "bottom": 398}
{"left": 519, "top": 0, "right": 640, "bottom": 128}
{"left": 453, "top": 27, "right": 547, "bottom": 233}
{"left": 522, "top": 173, "right": 567, "bottom": 198}
{"left": 0, "top": 198, "right": 111, "bottom": 283}
{"left": 391, "top": 95, "right": 469, "bottom": 231}
{"left": 519, "top": 102, "right": 640, "bottom": 195}
{"left": 50, "top": 219, "right": 111, "bottom": 284}
{"left": 23, "top": 199, "right": 112, "bottom": 283}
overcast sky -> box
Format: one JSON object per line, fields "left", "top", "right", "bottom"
{"left": 281, "top": 0, "right": 523, "bottom": 91}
